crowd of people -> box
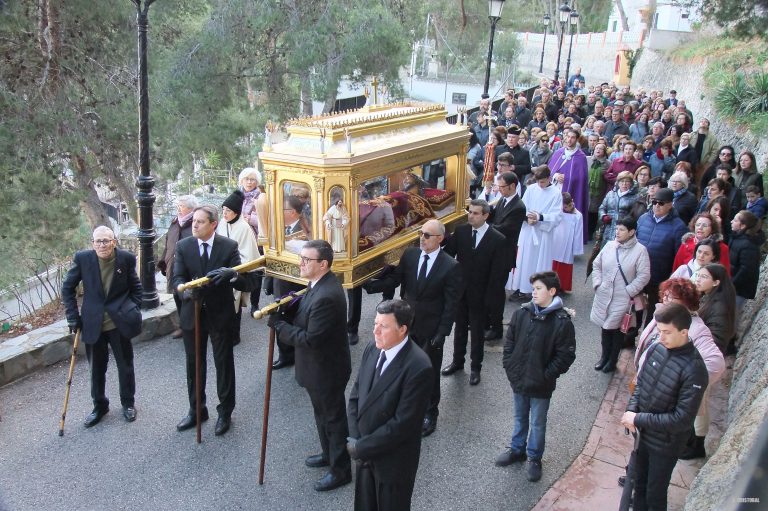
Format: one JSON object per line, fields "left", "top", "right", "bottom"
{"left": 58, "top": 73, "right": 766, "bottom": 511}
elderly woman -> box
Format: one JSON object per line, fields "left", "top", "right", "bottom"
{"left": 649, "top": 139, "right": 676, "bottom": 179}
{"left": 668, "top": 170, "right": 698, "bottom": 225}
{"left": 673, "top": 212, "right": 730, "bottom": 273}
{"left": 598, "top": 171, "right": 639, "bottom": 248}
{"left": 634, "top": 279, "right": 725, "bottom": 460}
{"left": 238, "top": 167, "right": 265, "bottom": 311}
{"left": 216, "top": 190, "right": 260, "bottom": 345}
{"left": 590, "top": 216, "right": 650, "bottom": 372}
{"left": 159, "top": 195, "right": 198, "bottom": 338}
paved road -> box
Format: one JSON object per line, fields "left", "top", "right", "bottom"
{"left": 0, "top": 253, "right": 610, "bottom": 511}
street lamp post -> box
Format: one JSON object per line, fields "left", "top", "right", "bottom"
{"left": 565, "top": 10, "right": 579, "bottom": 86}
{"left": 131, "top": 0, "right": 160, "bottom": 309}
{"left": 483, "top": 0, "right": 506, "bottom": 95}
{"left": 538, "top": 14, "right": 550, "bottom": 74}
{"left": 553, "top": 2, "right": 571, "bottom": 84}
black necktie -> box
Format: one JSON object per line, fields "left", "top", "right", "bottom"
{"left": 372, "top": 351, "right": 387, "bottom": 386}
{"left": 201, "top": 242, "right": 209, "bottom": 271}
{"left": 472, "top": 229, "right": 478, "bottom": 249}
{"left": 417, "top": 254, "right": 429, "bottom": 284}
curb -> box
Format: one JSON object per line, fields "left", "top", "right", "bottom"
{"left": 0, "top": 294, "right": 178, "bottom": 387}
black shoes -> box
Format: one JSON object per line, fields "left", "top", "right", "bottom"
{"left": 469, "top": 371, "right": 481, "bottom": 386}
{"left": 305, "top": 454, "right": 330, "bottom": 468}
{"left": 123, "top": 406, "right": 137, "bottom": 422}
{"left": 495, "top": 448, "right": 526, "bottom": 467}
{"left": 422, "top": 416, "right": 437, "bottom": 437}
{"left": 214, "top": 416, "right": 231, "bottom": 436}
{"left": 602, "top": 364, "right": 617, "bottom": 373}
{"left": 314, "top": 471, "right": 352, "bottom": 492}
{"left": 176, "top": 409, "right": 209, "bottom": 431}
{"left": 679, "top": 435, "right": 706, "bottom": 460}
{"left": 483, "top": 329, "right": 503, "bottom": 341}
{"left": 441, "top": 362, "right": 464, "bottom": 376}
{"left": 527, "top": 459, "right": 543, "bottom": 482}
{"left": 272, "top": 358, "right": 294, "bottom": 370}
{"left": 84, "top": 408, "right": 108, "bottom": 428}
{"left": 348, "top": 332, "right": 359, "bottom": 346}
{"left": 594, "top": 358, "right": 608, "bottom": 371}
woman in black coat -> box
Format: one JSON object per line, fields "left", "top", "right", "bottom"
{"left": 695, "top": 263, "right": 737, "bottom": 355}
{"left": 729, "top": 210, "right": 765, "bottom": 306}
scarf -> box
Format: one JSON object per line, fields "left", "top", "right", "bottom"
{"left": 673, "top": 187, "right": 686, "bottom": 201}
{"left": 177, "top": 210, "right": 194, "bottom": 225}
{"left": 227, "top": 214, "right": 241, "bottom": 225}
{"left": 561, "top": 146, "right": 578, "bottom": 162}
{"left": 588, "top": 158, "right": 606, "bottom": 196}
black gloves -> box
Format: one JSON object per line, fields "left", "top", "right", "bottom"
{"left": 181, "top": 288, "right": 201, "bottom": 302}
{"left": 430, "top": 335, "right": 446, "bottom": 348}
{"left": 346, "top": 437, "right": 359, "bottom": 460}
{"left": 67, "top": 317, "right": 82, "bottom": 334}
{"left": 157, "top": 260, "right": 167, "bottom": 276}
{"left": 206, "top": 267, "right": 237, "bottom": 286}
{"left": 266, "top": 306, "right": 285, "bottom": 329}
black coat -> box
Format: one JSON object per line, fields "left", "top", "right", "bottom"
{"left": 506, "top": 145, "right": 532, "bottom": 181}
{"left": 273, "top": 271, "right": 351, "bottom": 390}
{"left": 62, "top": 248, "right": 143, "bottom": 345}
{"left": 443, "top": 224, "right": 508, "bottom": 311}
{"left": 627, "top": 342, "right": 708, "bottom": 456}
{"left": 502, "top": 300, "right": 576, "bottom": 399}
{"left": 159, "top": 215, "right": 193, "bottom": 292}
{"left": 348, "top": 340, "right": 432, "bottom": 485}
{"left": 366, "top": 248, "right": 462, "bottom": 345}
{"left": 672, "top": 190, "right": 698, "bottom": 225}
{"left": 488, "top": 195, "right": 527, "bottom": 270}
{"left": 729, "top": 230, "right": 766, "bottom": 299}
{"left": 171, "top": 235, "right": 251, "bottom": 331}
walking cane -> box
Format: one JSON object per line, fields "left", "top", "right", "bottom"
{"left": 194, "top": 297, "right": 203, "bottom": 444}
{"left": 58, "top": 329, "right": 81, "bottom": 436}
{"left": 253, "top": 289, "right": 307, "bottom": 484}
{"left": 619, "top": 428, "right": 641, "bottom": 511}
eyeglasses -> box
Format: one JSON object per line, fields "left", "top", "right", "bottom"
{"left": 243, "top": 177, "right": 259, "bottom": 182}
{"left": 418, "top": 231, "right": 441, "bottom": 239}
{"left": 694, "top": 222, "right": 712, "bottom": 228}
{"left": 92, "top": 239, "right": 114, "bottom": 245}
{"left": 299, "top": 256, "right": 322, "bottom": 264}
{"left": 651, "top": 200, "right": 668, "bottom": 206}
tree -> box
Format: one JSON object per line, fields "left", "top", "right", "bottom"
{"left": 695, "top": 0, "right": 768, "bottom": 40}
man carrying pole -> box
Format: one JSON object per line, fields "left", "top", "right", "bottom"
{"left": 61, "top": 226, "right": 143, "bottom": 429}
{"left": 172, "top": 205, "right": 253, "bottom": 438}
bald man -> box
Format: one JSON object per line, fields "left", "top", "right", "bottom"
{"left": 62, "top": 226, "right": 143, "bottom": 428}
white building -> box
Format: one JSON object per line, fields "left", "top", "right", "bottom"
{"left": 606, "top": 0, "right": 697, "bottom": 33}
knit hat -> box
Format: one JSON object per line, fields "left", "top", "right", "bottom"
{"left": 222, "top": 189, "right": 245, "bottom": 214}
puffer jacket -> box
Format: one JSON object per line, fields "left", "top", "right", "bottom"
{"left": 729, "top": 229, "right": 766, "bottom": 299}
{"left": 699, "top": 293, "right": 735, "bottom": 354}
{"left": 598, "top": 184, "right": 640, "bottom": 247}
{"left": 627, "top": 341, "right": 709, "bottom": 456}
{"left": 590, "top": 237, "right": 651, "bottom": 330}
{"left": 503, "top": 297, "right": 576, "bottom": 399}
{"left": 672, "top": 233, "right": 731, "bottom": 275}
{"left": 636, "top": 209, "right": 689, "bottom": 285}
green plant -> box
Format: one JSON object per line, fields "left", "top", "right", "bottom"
{"left": 715, "top": 71, "right": 768, "bottom": 119}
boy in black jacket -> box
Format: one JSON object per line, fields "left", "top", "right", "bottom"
{"left": 621, "top": 303, "right": 708, "bottom": 510}
{"left": 496, "top": 271, "right": 576, "bottom": 482}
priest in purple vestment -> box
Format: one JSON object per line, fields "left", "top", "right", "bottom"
{"left": 549, "top": 128, "right": 589, "bottom": 243}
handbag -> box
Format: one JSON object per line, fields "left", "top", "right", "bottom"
{"left": 616, "top": 248, "right": 637, "bottom": 334}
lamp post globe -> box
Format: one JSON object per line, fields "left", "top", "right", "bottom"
{"left": 483, "top": 0, "right": 506, "bottom": 95}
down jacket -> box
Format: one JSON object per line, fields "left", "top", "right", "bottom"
{"left": 503, "top": 297, "right": 576, "bottom": 399}
{"left": 627, "top": 340, "right": 708, "bottom": 456}
{"left": 729, "top": 229, "right": 766, "bottom": 299}
{"left": 636, "top": 209, "right": 689, "bottom": 285}
{"left": 598, "top": 184, "right": 640, "bottom": 247}
{"left": 672, "top": 233, "right": 731, "bottom": 275}
{"left": 590, "top": 236, "right": 651, "bottom": 330}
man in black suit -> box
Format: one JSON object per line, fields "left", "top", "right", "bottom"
{"left": 347, "top": 300, "right": 433, "bottom": 511}
{"left": 62, "top": 226, "right": 143, "bottom": 427}
{"left": 486, "top": 171, "right": 526, "bottom": 339}
{"left": 442, "top": 199, "right": 507, "bottom": 385}
{"left": 172, "top": 205, "right": 253, "bottom": 436}
{"left": 268, "top": 240, "right": 352, "bottom": 492}
{"left": 502, "top": 126, "right": 532, "bottom": 182}
{"left": 364, "top": 219, "right": 462, "bottom": 437}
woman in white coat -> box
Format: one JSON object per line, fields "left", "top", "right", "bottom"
{"left": 590, "top": 216, "right": 651, "bottom": 372}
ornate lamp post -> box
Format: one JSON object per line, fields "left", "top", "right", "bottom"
{"left": 565, "top": 10, "right": 579, "bottom": 85}
{"left": 538, "top": 13, "right": 550, "bottom": 74}
{"left": 553, "top": 2, "right": 571, "bottom": 84}
{"left": 131, "top": 0, "right": 159, "bottom": 309}
{"left": 483, "top": 0, "right": 506, "bottom": 95}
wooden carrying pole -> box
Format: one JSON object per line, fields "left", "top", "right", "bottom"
{"left": 176, "top": 256, "right": 266, "bottom": 293}
{"left": 253, "top": 288, "right": 307, "bottom": 484}
{"left": 58, "top": 329, "right": 81, "bottom": 436}
{"left": 194, "top": 298, "right": 203, "bottom": 444}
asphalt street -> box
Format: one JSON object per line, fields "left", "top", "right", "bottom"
{"left": 0, "top": 253, "right": 610, "bottom": 511}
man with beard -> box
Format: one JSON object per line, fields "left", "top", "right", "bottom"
{"left": 549, "top": 129, "right": 589, "bottom": 243}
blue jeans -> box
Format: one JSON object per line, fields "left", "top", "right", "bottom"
{"left": 510, "top": 393, "right": 551, "bottom": 461}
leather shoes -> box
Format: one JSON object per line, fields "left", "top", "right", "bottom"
{"left": 305, "top": 454, "right": 330, "bottom": 468}
{"left": 441, "top": 362, "right": 464, "bottom": 376}
{"left": 122, "top": 406, "right": 137, "bottom": 422}
{"left": 214, "top": 416, "right": 231, "bottom": 436}
{"left": 314, "top": 471, "right": 352, "bottom": 492}
{"left": 272, "top": 358, "right": 294, "bottom": 370}
{"left": 171, "top": 328, "right": 183, "bottom": 339}
{"left": 469, "top": 371, "right": 481, "bottom": 385}
{"left": 348, "top": 332, "right": 359, "bottom": 346}
{"left": 84, "top": 408, "right": 108, "bottom": 428}
{"left": 176, "top": 409, "right": 209, "bottom": 431}
{"left": 422, "top": 416, "right": 437, "bottom": 437}
{"left": 483, "top": 329, "right": 503, "bottom": 341}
